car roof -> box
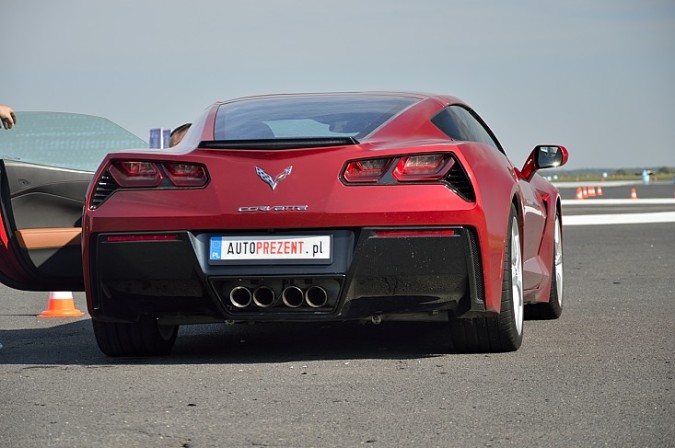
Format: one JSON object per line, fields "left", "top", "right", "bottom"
{"left": 214, "top": 91, "right": 463, "bottom": 106}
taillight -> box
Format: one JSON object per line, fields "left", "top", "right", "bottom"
{"left": 374, "top": 229, "right": 456, "bottom": 238}
{"left": 105, "top": 234, "right": 179, "bottom": 242}
{"left": 343, "top": 158, "right": 391, "bottom": 183}
{"left": 393, "top": 154, "right": 454, "bottom": 181}
{"left": 164, "top": 163, "right": 208, "bottom": 187}
{"left": 106, "top": 161, "right": 208, "bottom": 188}
{"left": 91, "top": 160, "right": 210, "bottom": 209}
{"left": 342, "top": 153, "right": 458, "bottom": 185}
{"left": 109, "top": 161, "right": 163, "bottom": 187}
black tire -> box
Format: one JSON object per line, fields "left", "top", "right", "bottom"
{"left": 92, "top": 317, "right": 178, "bottom": 357}
{"left": 525, "top": 213, "right": 563, "bottom": 320}
{"left": 450, "top": 205, "right": 524, "bottom": 352}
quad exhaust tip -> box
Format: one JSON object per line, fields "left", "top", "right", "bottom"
{"left": 229, "top": 286, "right": 253, "bottom": 308}
{"left": 304, "top": 286, "right": 328, "bottom": 308}
{"left": 253, "top": 286, "right": 276, "bottom": 308}
{"left": 282, "top": 286, "right": 304, "bottom": 308}
{"left": 228, "top": 284, "right": 333, "bottom": 309}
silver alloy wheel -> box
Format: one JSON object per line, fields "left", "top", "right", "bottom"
{"left": 511, "top": 216, "right": 524, "bottom": 336}
{"left": 554, "top": 217, "right": 563, "bottom": 307}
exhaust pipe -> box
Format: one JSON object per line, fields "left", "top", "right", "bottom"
{"left": 229, "top": 286, "right": 252, "bottom": 308}
{"left": 253, "top": 286, "right": 276, "bottom": 308}
{"left": 305, "top": 286, "right": 328, "bottom": 308}
{"left": 282, "top": 286, "right": 304, "bottom": 308}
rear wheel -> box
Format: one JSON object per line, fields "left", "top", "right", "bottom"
{"left": 450, "top": 205, "right": 524, "bottom": 352}
{"left": 92, "top": 317, "right": 178, "bottom": 357}
{"left": 526, "top": 212, "right": 563, "bottom": 319}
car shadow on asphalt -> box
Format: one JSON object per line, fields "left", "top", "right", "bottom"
{"left": 0, "top": 318, "right": 453, "bottom": 365}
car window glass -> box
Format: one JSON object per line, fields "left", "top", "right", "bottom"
{"left": 431, "top": 108, "right": 465, "bottom": 141}
{"left": 432, "top": 106, "right": 501, "bottom": 151}
{"left": 0, "top": 112, "right": 147, "bottom": 171}
{"left": 214, "top": 95, "right": 418, "bottom": 140}
{"left": 450, "top": 106, "right": 500, "bottom": 149}
{"left": 266, "top": 119, "right": 353, "bottom": 138}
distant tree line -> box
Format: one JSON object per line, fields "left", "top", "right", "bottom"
{"left": 547, "top": 166, "right": 674, "bottom": 181}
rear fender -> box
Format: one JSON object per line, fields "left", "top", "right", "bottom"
{"left": 455, "top": 144, "right": 518, "bottom": 313}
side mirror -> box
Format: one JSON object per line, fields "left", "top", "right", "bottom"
{"left": 535, "top": 145, "right": 567, "bottom": 169}
{"left": 520, "top": 145, "right": 568, "bottom": 180}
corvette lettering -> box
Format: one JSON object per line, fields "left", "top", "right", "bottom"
{"left": 238, "top": 205, "right": 308, "bottom": 212}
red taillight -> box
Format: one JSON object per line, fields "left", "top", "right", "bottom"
{"left": 374, "top": 229, "right": 456, "bottom": 238}
{"left": 343, "top": 158, "right": 391, "bottom": 183}
{"left": 107, "top": 161, "right": 208, "bottom": 188}
{"left": 105, "top": 234, "right": 179, "bottom": 242}
{"left": 164, "top": 163, "right": 208, "bottom": 187}
{"left": 393, "top": 154, "right": 454, "bottom": 181}
{"left": 109, "top": 161, "right": 163, "bottom": 187}
{"left": 342, "top": 153, "right": 456, "bottom": 185}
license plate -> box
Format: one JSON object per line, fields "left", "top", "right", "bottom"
{"left": 209, "top": 235, "right": 332, "bottom": 264}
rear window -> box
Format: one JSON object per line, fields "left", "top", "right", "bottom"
{"left": 213, "top": 95, "right": 418, "bottom": 140}
{"left": 0, "top": 112, "right": 146, "bottom": 171}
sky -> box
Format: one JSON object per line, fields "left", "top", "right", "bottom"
{"left": 3, "top": 0, "right": 674, "bottom": 170}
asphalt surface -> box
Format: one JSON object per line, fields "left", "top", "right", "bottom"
{"left": 1, "top": 195, "right": 674, "bottom": 447}
{"left": 557, "top": 180, "right": 675, "bottom": 201}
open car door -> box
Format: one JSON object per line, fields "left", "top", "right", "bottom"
{"left": 0, "top": 112, "right": 147, "bottom": 291}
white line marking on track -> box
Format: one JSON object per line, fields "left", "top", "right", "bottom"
{"left": 562, "top": 199, "right": 675, "bottom": 206}
{"left": 564, "top": 212, "right": 675, "bottom": 226}
{"left": 562, "top": 198, "right": 675, "bottom": 225}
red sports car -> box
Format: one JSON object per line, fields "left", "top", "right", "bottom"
{"left": 0, "top": 92, "right": 567, "bottom": 356}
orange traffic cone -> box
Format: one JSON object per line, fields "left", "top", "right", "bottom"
{"left": 576, "top": 187, "right": 584, "bottom": 200}
{"left": 596, "top": 186, "right": 603, "bottom": 196}
{"left": 582, "top": 187, "right": 589, "bottom": 199}
{"left": 38, "top": 291, "right": 84, "bottom": 318}
{"left": 588, "top": 186, "right": 596, "bottom": 197}
{"left": 630, "top": 188, "right": 638, "bottom": 200}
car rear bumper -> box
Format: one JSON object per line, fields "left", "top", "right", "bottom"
{"left": 87, "top": 226, "right": 486, "bottom": 323}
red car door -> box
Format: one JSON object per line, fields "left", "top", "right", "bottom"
{"left": 519, "top": 175, "right": 549, "bottom": 291}
{"left": 517, "top": 144, "right": 568, "bottom": 293}
{"left": 0, "top": 159, "right": 88, "bottom": 290}
{"left": 0, "top": 111, "right": 147, "bottom": 291}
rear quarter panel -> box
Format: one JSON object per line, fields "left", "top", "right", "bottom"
{"left": 453, "top": 142, "right": 519, "bottom": 312}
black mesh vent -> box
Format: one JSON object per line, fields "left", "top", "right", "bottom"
{"left": 466, "top": 228, "right": 484, "bottom": 304}
{"left": 90, "top": 171, "right": 118, "bottom": 209}
{"left": 444, "top": 159, "right": 475, "bottom": 202}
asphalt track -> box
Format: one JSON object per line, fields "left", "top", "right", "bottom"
{"left": 0, "top": 184, "right": 673, "bottom": 447}
{"left": 559, "top": 181, "right": 675, "bottom": 226}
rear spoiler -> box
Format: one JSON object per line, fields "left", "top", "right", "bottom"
{"left": 199, "top": 137, "right": 359, "bottom": 150}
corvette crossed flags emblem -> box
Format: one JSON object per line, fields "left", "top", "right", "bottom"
{"left": 255, "top": 166, "right": 293, "bottom": 190}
